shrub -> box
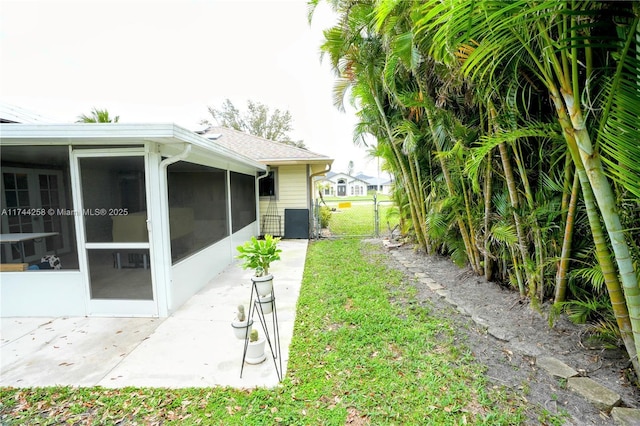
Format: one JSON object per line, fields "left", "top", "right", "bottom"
{"left": 319, "top": 206, "right": 332, "bottom": 228}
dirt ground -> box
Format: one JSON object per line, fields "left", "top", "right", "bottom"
{"left": 371, "top": 239, "right": 639, "bottom": 425}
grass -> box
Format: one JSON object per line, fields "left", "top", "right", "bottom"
{"left": 1, "top": 239, "right": 527, "bottom": 425}
{"left": 322, "top": 193, "right": 392, "bottom": 202}
{"left": 324, "top": 202, "right": 399, "bottom": 236}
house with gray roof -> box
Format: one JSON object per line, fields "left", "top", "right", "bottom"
{"left": 318, "top": 171, "right": 392, "bottom": 197}
{"left": 197, "top": 127, "right": 333, "bottom": 239}
{"left": 355, "top": 173, "right": 393, "bottom": 195}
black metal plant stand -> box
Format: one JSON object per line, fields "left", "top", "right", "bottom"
{"left": 240, "top": 276, "right": 282, "bottom": 381}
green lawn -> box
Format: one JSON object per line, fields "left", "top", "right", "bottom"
{"left": 1, "top": 240, "right": 534, "bottom": 425}
{"left": 324, "top": 202, "right": 399, "bottom": 236}
{"left": 322, "top": 194, "right": 392, "bottom": 203}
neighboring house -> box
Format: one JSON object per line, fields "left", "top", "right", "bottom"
{"left": 354, "top": 173, "right": 393, "bottom": 195}
{"left": 0, "top": 122, "right": 266, "bottom": 317}
{"left": 196, "top": 127, "right": 333, "bottom": 239}
{"left": 318, "top": 172, "right": 370, "bottom": 197}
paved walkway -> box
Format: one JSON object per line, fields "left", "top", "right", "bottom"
{"left": 0, "top": 239, "right": 308, "bottom": 389}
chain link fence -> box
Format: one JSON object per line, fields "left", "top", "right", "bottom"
{"left": 312, "top": 196, "right": 398, "bottom": 239}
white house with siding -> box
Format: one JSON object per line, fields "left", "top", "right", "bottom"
{"left": 198, "top": 127, "right": 333, "bottom": 239}
{"left": 317, "top": 172, "right": 370, "bottom": 197}
{"left": 354, "top": 173, "right": 393, "bottom": 195}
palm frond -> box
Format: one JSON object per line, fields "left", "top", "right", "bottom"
{"left": 489, "top": 223, "right": 518, "bottom": 246}
{"left": 570, "top": 264, "right": 605, "bottom": 292}
{"left": 465, "top": 122, "right": 561, "bottom": 183}
{"left": 596, "top": 18, "right": 640, "bottom": 198}
{"left": 332, "top": 78, "right": 352, "bottom": 111}
{"left": 539, "top": 170, "right": 565, "bottom": 194}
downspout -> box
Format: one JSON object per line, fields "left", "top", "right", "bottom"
{"left": 256, "top": 166, "right": 271, "bottom": 236}
{"left": 309, "top": 164, "right": 332, "bottom": 203}
{"left": 308, "top": 164, "right": 332, "bottom": 238}
{"left": 158, "top": 144, "right": 191, "bottom": 314}
{"left": 160, "top": 144, "right": 192, "bottom": 169}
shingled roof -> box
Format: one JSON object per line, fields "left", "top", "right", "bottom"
{"left": 197, "top": 126, "right": 333, "bottom": 166}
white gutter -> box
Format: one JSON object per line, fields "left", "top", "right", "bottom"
{"left": 158, "top": 144, "right": 191, "bottom": 312}
{"left": 160, "top": 143, "right": 192, "bottom": 169}
{"left": 309, "top": 163, "right": 332, "bottom": 203}
{"left": 308, "top": 164, "right": 332, "bottom": 237}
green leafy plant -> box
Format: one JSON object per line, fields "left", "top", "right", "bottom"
{"left": 236, "top": 234, "right": 282, "bottom": 276}
{"left": 319, "top": 206, "right": 332, "bottom": 228}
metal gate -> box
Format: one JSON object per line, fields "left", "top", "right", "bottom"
{"left": 312, "top": 195, "right": 397, "bottom": 239}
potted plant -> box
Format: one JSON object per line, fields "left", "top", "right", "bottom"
{"left": 231, "top": 304, "right": 253, "bottom": 340}
{"left": 245, "top": 329, "right": 266, "bottom": 364}
{"left": 257, "top": 294, "right": 275, "bottom": 314}
{"left": 236, "top": 234, "right": 282, "bottom": 297}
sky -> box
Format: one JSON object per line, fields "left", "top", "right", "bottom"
{"left": 0, "top": 0, "right": 384, "bottom": 177}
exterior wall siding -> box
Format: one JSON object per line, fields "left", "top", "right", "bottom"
{"left": 259, "top": 165, "right": 308, "bottom": 236}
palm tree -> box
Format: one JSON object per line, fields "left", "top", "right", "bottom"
{"left": 313, "top": 0, "right": 640, "bottom": 380}
{"left": 76, "top": 108, "right": 119, "bottom": 123}
{"left": 313, "top": 0, "right": 431, "bottom": 250}
{"left": 413, "top": 0, "right": 640, "bottom": 380}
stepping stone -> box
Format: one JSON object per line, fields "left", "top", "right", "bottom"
{"left": 487, "top": 326, "right": 514, "bottom": 342}
{"left": 536, "top": 357, "right": 579, "bottom": 379}
{"left": 444, "top": 295, "right": 457, "bottom": 307}
{"left": 456, "top": 305, "right": 470, "bottom": 316}
{"left": 414, "top": 272, "right": 427, "bottom": 278}
{"left": 383, "top": 241, "right": 403, "bottom": 249}
{"left": 436, "top": 289, "right": 449, "bottom": 298}
{"left": 567, "top": 377, "right": 621, "bottom": 412}
{"left": 419, "top": 276, "right": 433, "bottom": 283}
{"left": 472, "top": 315, "right": 489, "bottom": 328}
{"left": 420, "top": 277, "right": 443, "bottom": 289}
{"left": 611, "top": 407, "right": 640, "bottom": 426}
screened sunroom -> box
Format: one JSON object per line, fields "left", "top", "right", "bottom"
{"left": 0, "top": 123, "right": 265, "bottom": 317}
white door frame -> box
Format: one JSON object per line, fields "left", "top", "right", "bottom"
{"left": 70, "top": 147, "right": 158, "bottom": 317}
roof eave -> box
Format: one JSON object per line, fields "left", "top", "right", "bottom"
{"left": 0, "top": 123, "right": 266, "bottom": 171}
{"left": 259, "top": 158, "right": 333, "bottom": 166}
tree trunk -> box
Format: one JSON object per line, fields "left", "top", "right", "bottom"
{"left": 425, "top": 110, "right": 481, "bottom": 274}
{"left": 483, "top": 156, "right": 494, "bottom": 280}
{"left": 372, "top": 93, "right": 428, "bottom": 250}
{"left": 554, "top": 170, "right": 579, "bottom": 304}
{"left": 550, "top": 86, "right": 640, "bottom": 379}
{"left": 489, "top": 104, "right": 531, "bottom": 297}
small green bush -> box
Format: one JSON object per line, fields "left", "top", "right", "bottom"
{"left": 319, "top": 206, "right": 332, "bottom": 228}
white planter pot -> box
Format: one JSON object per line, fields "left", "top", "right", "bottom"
{"left": 231, "top": 319, "right": 253, "bottom": 340}
{"left": 257, "top": 295, "right": 274, "bottom": 314}
{"left": 252, "top": 274, "right": 273, "bottom": 297}
{"left": 245, "top": 337, "right": 267, "bottom": 364}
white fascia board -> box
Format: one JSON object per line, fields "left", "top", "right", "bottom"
{"left": 260, "top": 158, "right": 333, "bottom": 166}
{"left": 0, "top": 123, "right": 179, "bottom": 140}
{"left": 0, "top": 123, "right": 265, "bottom": 171}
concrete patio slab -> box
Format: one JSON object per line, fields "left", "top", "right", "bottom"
{"left": 1, "top": 239, "right": 308, "bottom": 389}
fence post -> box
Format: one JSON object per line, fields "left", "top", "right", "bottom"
{"left": 374, "top": 194, "right": 379, "bottom": 238}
